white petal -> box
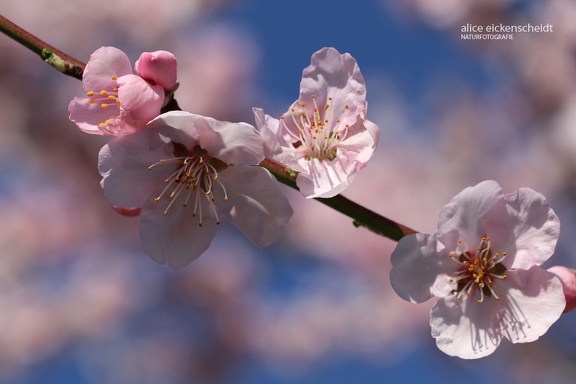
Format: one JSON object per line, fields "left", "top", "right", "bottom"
{"left": 503, "top": 188, "right": 560, "bottom": 269}
{"left": 150, "top": 112, "right": 265, "bottom": 166}
{"left": 430, "top": 266, "right": 565, "bottom": 359}
{"left": 219, "top": 166, "right": 293, "bottom": 247}
{"left": 499, "top": 267, "right": 565, "bottom": 344}
{"left": 296, "top": 157, "right": 349, "bottom": 199}
{"left": 437, "top": 180, "right": 504, "bottom": 250}
{"left": 431, "top": 296, "right": 503, "bottom": 359}
{"left": 390, "top": 233, "right": 454, "bottom": 303}
{"left": 139, "top": 194, "right": 220, "bottom": 268}
{"left": 98, "top": 130, "right": 174, "bottom": 208}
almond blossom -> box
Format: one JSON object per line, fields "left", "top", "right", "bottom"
{"left": 98, "top": 111, "right": 293, "bottom": 268}
{"left": 390, "top": 180, "right": 565, "bottom": 359}
{"left": 69, "top": 47, "right": 177, "bottom": 135}
{"left": 253, "top": 47, "right": 380, "bottom": 198}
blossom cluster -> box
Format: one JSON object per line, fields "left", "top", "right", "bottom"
{"left": 69, "top": 46, "right": 378, "bottom": 267}
{"left": 67, "top": 45, "right": 575, "bottom": 360}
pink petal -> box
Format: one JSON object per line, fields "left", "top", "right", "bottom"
{"left": 218, "top": 165, "right": 293, "bottom": 247}
{"left": 117, "top": 74, "right": 164, "bottom": 122}
{"left": 82, "top": 46, "right": 133, "bottom": 93}
{"left": 68, "top": 97, "right": 116, "bottom": 135}
{"left": 300, "top": 47, "right": 366, "bottom": 120}
{"left": 135, "top": 50, "right": 178, "bottom": 90}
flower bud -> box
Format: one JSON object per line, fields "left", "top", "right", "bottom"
{"left": 135, "top": 51, "right": 178, "bottom": 90}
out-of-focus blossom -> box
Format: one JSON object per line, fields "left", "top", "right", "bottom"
{"left": 99, "top": 111, "right": 293, "bottom": 267}
{"left": 254, "top": 47, "right": 380, "bottom": 198}
{"left": 390, "top": 180, "right": 565, "bottom": 359}
{"left": 548, "top": 266, "right": 576, "bottom": 313}
{"left": 68, "top": 47, "right": 177, "bottom": 135}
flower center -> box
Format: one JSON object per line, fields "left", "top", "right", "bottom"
{"left": 147, "top": 144, "right": 229, "bottom": 226}
{"left": 448, "top": 237, "right": 508, "bottom": 303}
{"left": 86, "top": 75, "right": 121, "bottom": 130}
{"left": 280, "top": 95, "right": 349, "bottom": 161}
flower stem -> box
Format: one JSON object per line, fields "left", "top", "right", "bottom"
{"left": 0, "top": 15, "right": 85, "bottom": 79}
{"left": 259, "top": 158, "right": 418, "bottom": 241}
{"left": 1, "top": 15, "right": 418, "bottom": 242}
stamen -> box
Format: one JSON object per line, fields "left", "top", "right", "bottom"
{"left": 448, "top": 237, "right": 508, "bottom": 303}
{"left": 148, "top": 147, "right": 230, "bottom": 221}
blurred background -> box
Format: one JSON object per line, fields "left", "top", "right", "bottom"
{"left": 1, "top": 0, "right": 576, "bottom": 383}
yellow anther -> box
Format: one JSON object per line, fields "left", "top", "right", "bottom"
{"left": 100, "top": 90, "right": 108, "bottom": 96}
{"left": 86, "top": 91, "right": 95, "bottom": 97}
{"left": 101, "top": 103, "right": 108, "bottom": 110}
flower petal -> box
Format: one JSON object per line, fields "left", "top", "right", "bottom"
{"left": 390, "top": 233, "right": 455, "bottom": 303}
{"left": 99, "top": 129, "right": 175, "bottom": 208}
{"left": 431, "top": 267, "right": 564, "bottom": 359}
{"left": 431, "top": 296, "right": 503, "bottom": 359}
{"left": 68, "top": 97, "right": 118, "bottom": 135}
{"left": 300, "top": 47, "right": 366, "bottom": 123}
{"left": 149, "top": 112, "right": 265, "bottom": 166}
{"left": 117, "top": 74, "right": 164, "bottom": 122}
{"left": 437, "top": 180, "right": 504, "bottom": 251}
{"left": 252, "top": 107, "right": 284, "bottom": 158}
{"left": 219, "top": 165, "right": 293, "bottom": 247}
{"left": 502, "top": 188, "right": 560, "bottom": 269}
{"left": 296, "top": 157, "right": 348, "bottom": 199}
{"left": 82, "top": 46, "right": 133, "bottom": 92}
{"left": 139, "top": 195, "right": 219, "bottom": 268}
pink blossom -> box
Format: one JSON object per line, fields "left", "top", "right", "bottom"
{"left": 68, "top": 47, "right": 177, "bottom": 135}
{"left": 253, "top": 47, "right": 380, "bottom": 198}
{"left": 390, "top": 180, "right": 565, "bottom": 359}
{"left": 98, "top": 111, "right": 293, "bottom": 267}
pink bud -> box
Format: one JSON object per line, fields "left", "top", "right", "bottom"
{"left": 135, "top": 51, "right": 178, "bottom": 90}
{"left": 548, "top": 266, "right": 576, "bottom": 313}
